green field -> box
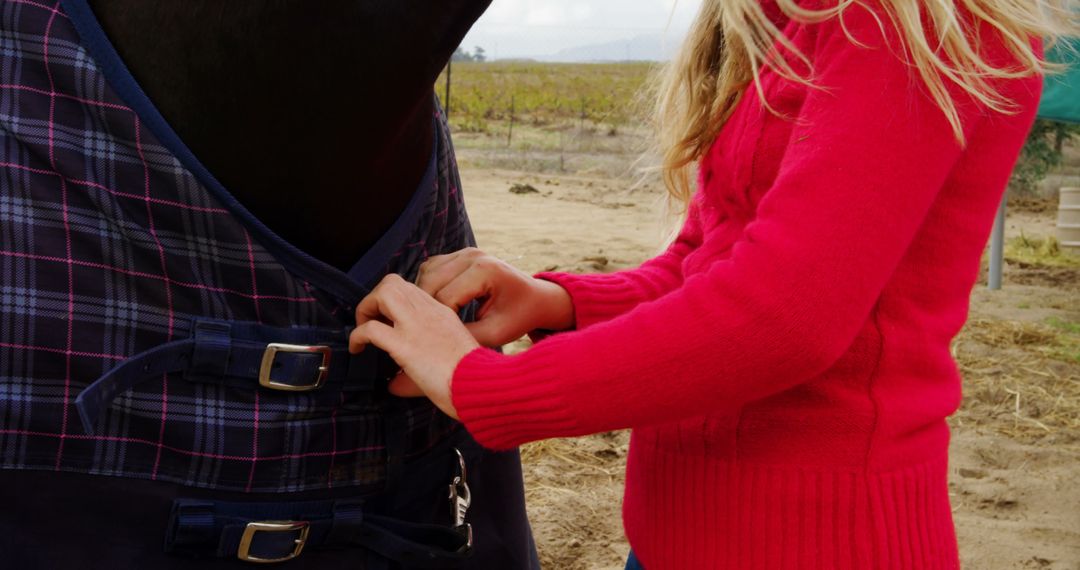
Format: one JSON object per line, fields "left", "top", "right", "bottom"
{"left": 437, "top": 61, "right": 657, "bottom": 133}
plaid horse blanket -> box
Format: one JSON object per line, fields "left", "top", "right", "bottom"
{"left": 0, "top": 0, "right": 474, "bottom": 493}
{"left": 0, "top": 2, "right": 541, "bottom": 567}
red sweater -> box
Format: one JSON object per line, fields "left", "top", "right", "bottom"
{"left": 451, "top": 4, "right": 1041, "bottom": 568}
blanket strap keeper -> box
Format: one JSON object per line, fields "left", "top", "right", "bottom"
{"left": 166, "top": 495, "right": 472, "bottom": 567}
{"left": 75, "top": 318, "right": 392, "bottom": 434}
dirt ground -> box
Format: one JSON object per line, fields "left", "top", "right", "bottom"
{"left": 459, "top": 165, "right": 1080, "bottom": 570}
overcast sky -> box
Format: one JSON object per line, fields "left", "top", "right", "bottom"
{"left": 461, "top": 0, "right": 704, "bottom": 60}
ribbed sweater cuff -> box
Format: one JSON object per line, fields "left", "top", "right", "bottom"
{"left": 535, "top": 271, "right": 648, "bottom": 329}
{"left": 451, "top": 347, "right": 581, "bottom": 450}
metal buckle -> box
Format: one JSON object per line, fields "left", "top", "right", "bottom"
{"left": 258, "top": 343, "right": 331, "bottom": 392}
{"left": 448, "top": 448, "right": 473, "bottom": 551}
{"left": 237, "top": 520, "right": 310, "bottom": 564}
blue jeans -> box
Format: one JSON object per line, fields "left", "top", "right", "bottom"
{"left": 625, "top": 551, "right": 645, "bottom": 570}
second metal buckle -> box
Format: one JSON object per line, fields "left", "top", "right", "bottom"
{"left": 237, "top": 520, "right": 311, "bottom": 563}
{"left": 448, "top": 448, "right": 474, "bottom": 552}
{"left": 258, "top": 343, "right": 331, "bottom": 392}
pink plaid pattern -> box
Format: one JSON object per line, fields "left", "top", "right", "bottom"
{"left": 0, "top": 0, "right": 469, "bottom": 492}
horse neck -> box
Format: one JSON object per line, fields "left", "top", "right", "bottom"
{"left": 86, "top": 0, "right": 490, "bottom": 269}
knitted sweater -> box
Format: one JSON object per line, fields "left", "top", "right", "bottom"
{"left": 451, "top": 3, "right": 1041, "bottom": 568}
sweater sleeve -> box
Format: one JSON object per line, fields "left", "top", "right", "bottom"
{"left": 452, "top": 11, "right": 1009, "bottom": 450}
{"left": 533, "top": 204, "right": 704, "bottom": 329}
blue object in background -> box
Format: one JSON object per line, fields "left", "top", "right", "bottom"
{"left": 1038, "top": 38, "right": 1080, "bottom": 123}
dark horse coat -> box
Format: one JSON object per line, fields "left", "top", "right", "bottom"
{"left": 0, "top": 1, "right": 537, "bottom": 568}
{"left": 84, "top": 0, "right": 495, "bottom": 270}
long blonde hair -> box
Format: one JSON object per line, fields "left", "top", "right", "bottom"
{"left": 655, "top": 0, "right": 1080, "bottom": 205}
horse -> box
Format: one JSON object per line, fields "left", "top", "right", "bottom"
{"left": 0, "top": 1, "right": 538, "bottom": 568}
{"left": 88, "top": 0, "right": 491, "bottom": 269}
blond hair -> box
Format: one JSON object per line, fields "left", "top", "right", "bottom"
{"left": 655, "top": 0, "right": 1080, "bottom": 205}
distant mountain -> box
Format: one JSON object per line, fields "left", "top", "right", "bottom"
{"left": 535, "top": 34, "right": 675, "bottom": 63}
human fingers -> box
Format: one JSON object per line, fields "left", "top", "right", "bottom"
{"left": 354, "top": 274, "right": 410, "bottom": 326}
{"left": 387, "top": 372, "right": 425, "bottom": 398}
{"left": 416, "top": 248, "right": 483, "bottom": 295}
{"left": 432, "top": 263, "right": 494, "bottom": 312}
{"left": 464, "top": 313, "right": 524, "bottom": 348}
{"left": 417, "top": 249, "right": 470, "bottom": 276}
{"left": 348, "top": 320, "right": 402, "bottom": 355}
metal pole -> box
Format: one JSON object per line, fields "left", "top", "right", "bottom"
{"left": 988, "top": 195, "right": 1007, "bottom": 290}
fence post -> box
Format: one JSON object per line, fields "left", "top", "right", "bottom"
{"left": 559, "top": 129, "right": 565, "bottom": 171}
{"left": 507, "top": 95, "right": 515, "bottom": 147}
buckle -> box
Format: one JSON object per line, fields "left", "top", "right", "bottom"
{"left": 258, "top": 344, "right": 331, "bottom": 392}
{"left": 237, "top": 520, "right": 310, "bottom": 564}
{"left": 448, "top": 448, "right": 473, "bottom": 551}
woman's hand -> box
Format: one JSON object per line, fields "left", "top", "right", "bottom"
{"left": 348, "top": 274, "right": 480, "bottom": 419}
{"left": 416, "top": 248, "right": 575, "bottom": 347}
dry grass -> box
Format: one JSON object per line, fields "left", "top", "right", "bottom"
{"left": 1005, "top": 234, "right": 1080, "bottom": 269}
{"left": 439, "top": 61, "right": 654, "bottom": 133}
{"left": 982, "top": 232, "right": 1080, "bottom": 291}
{"left": 952, "top": 317, "right": 1080, "bottom": 444}
{"left": 521, "top": 433, "right": 630, "bottom": 570}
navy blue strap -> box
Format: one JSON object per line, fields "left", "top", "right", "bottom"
{"left": 165, "top": 498, "right": 472, "bottom": 568}
{"left": 75, "top": 319, "right": 390, "bottom": 434}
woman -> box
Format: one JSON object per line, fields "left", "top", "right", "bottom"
{"left": 349, "top": 0, "right": 1076, "bottom": 567}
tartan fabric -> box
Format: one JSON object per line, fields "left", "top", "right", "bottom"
{"left": 0, "top": 0, "right": 467, "bottom": 492}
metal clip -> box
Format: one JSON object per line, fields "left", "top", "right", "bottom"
{"left": 448, "top": 448, "right": 473, "bottom": 550}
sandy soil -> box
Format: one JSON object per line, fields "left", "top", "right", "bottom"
{"left": 460, "top": 167, "right": 1080, "bottom": 570}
